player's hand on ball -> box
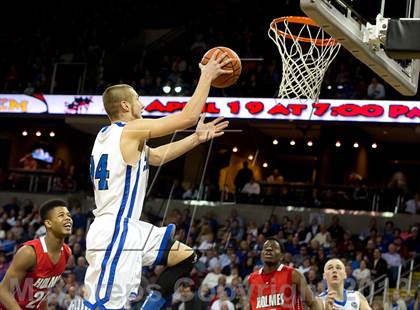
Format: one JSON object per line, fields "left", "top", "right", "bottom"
{"left": 195, "top": 114, "right": 229, "bottom": 143}
{"left": 199, "top": 51, "right": 233, "bottom": 80}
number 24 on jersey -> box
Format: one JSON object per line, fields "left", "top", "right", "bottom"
{"left": 90, "top": 154, "right": 110, "bottom": 190}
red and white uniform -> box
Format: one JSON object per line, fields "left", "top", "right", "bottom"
{"left": 0, "top": 236, "right": 71, "bottom": 310}
{"left": 248, "top": 264, "right": 303, "bottom": 310}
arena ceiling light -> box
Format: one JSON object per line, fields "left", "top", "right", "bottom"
{"left": 307, "top": 140, "right": 313, "bottom": 147}
{"left": 263, "top": 162, "right": 268, "bottom": 168}
{"left": 174, "top": 86, "right": 182, "bottom": 93}
{"left": 353, "top": 142, "right": 359, "bottom": 148}
{"left": 35, "top": 131, "right": 41, "bottom": 137}
{"left": 248, "top": 155, "right": 254, "bottom": 160}
{"left": 22, "top": 131, "right": 28, "bottom": 136}
{"left": 162, "top": 86, "right": 171, "bottom": 94}
{"left": 49, "top": 131, "right": 55, "bottom": 137}
{"left": 371, "top": 143, "right": 378, "bottom": 149}
{"left": 272, "top": 139, "right": 278, "bottom": 145}
{"left": 290, "top": 140, "right": 296, "bottom": 146}
{"left": 232, "top": 146, "right": 238, "bottom": 153}
{"left": 335, "top": 141, "right": 341, "bottom": 147}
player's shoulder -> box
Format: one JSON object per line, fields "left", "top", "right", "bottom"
{"left": 248, "top": 269, "right": 263, "bottom": 282}
{"left": 279, "top": 264, "right": 294, "bottom": 272}
{"left": 12, "top": 244, "right": 37, "bottom": 269}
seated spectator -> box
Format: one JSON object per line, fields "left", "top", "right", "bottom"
{"left": 202, "top": 264, "right": 223, "bottom": 289}
{"left": 19, "top": 153, "right": 38, "bottom": 170}
{"left": 74, "top": 256, "right": 87, "bottom": 284}
{"left": 408, "top": 288, "right": 420, "bottom": 310}
{"left": 352, "top": 260, "right": 371, "bottom": 288}
{"left": 367, "top": 77, "right": 386, "bottom": 99}
{"left": 351, "top": 251, "right": 363, "bottom": 271}
{"left": 384, "top": 290, "right": 407, "bottom": 310}
{"left": 266, "top": 169, "right": 284, "bottom": 184}
{"left": 171, "top": 282, "right": 208, "bottom": 310}
{"left": 0, "top": 253, "right": 10, "bottom": 281}
{"left": 371, "top": 248, "right": 388, "bottom": 280}
{"left": 312, "top": 225, "right": 329, "bottom": 247}
{"left": 234, "top": 161, "right": 253, "bottom": 194}
{"left": 210, "top": 289, "right": 234, "bottom": 310}
{"left": 344, "top": 264, "right": 358, "bottom": 290}
{"left": 241, "top": 178, "right": 260, "bottom": 196}
{"left": 382, "top": 243, "right": 402, "bottom": 287}
{"left": 299, "top": 257, "right": 312, "bottom": 275}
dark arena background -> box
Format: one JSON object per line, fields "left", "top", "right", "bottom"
{"left": 1, "top": 0, "right": 420, "bottom": 309}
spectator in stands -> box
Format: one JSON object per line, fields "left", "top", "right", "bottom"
{"left": 74, "top": 256, "right": 87, "bottom": 284}
{"left": 344, "top": 263, "right": 358, "bottom": 290}
{"left": 210, "top": 289, "right": 234, "bottom": 310}
{"left": 327, "top": 215, "right": 345, "bottom": 242}
{"left": 384, "top": 290, "right": 407, "bottom": 310}
{"left": 367, "top": 77, "right": 386, "bottom": 99}
{"left": 371, "top": 248, "right": 388, "bottom": 281}
{"left": 0, "top": 253, "right": 9, "bottom": 281}
{"left": 202, "top": 263, "right": 223, "bottom": 290}
{"left": 360, "top": 218, "right": 379, "bottom": 241}
{"left": 404, "top": 193, "right": 420, "bottom": 214}
{"left": 71, "top": 205, "right": 87, "bottom": 230}
{"left": 266, "top": 169, "right": 284, "bottom": 184}
{"left": 234, "top": 161, "right": 253, "bottom": 193}
{"left": 312, "top": 224, "right": 329, "bottom": 247}
{"left": 382, "top": 243, "right": 402, "bottom": 287}
{"left": 407, "top": 288, "right": 420, "bottom": 310}
{"left": 307, "top": 218, "right": 320, "bottom": 240}
{"left": 352, "top": 259, "right": 371, "bottom": 288}
{"left": 19, "top": 153, "right": 37, "bottom": 170}
{"left": 383, "top": 221, "right": 395, "bottom": 246}
{"left": 241, "top": 177, "right": 260, "bottom": 202}
{"left": 406, "top": 226, "right": 420, "bottom": 254}
{"left": 171, "top": 282, "right": 208, "bottom": 310}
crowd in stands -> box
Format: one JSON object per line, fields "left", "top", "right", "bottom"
{"left": 0, "top": 196, "right": 420, "bottom": 309}
{"left": 1, "top": 1, "right": 419, "bottom": 101}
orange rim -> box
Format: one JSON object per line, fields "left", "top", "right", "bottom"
{"left": 270, "top": 16, "right": 338, "bottom": 46}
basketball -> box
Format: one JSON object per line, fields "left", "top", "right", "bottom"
{"left": 201, "top": 46, "right": 242, "bottom": 88}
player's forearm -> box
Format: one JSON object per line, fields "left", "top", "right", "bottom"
{"left": 0, "top": 288, "right": 22, "bottom": 310}
{"left": 150, "top": 134, "right": 200, "bottom": 166}
{"left": 181, "top": 72, "right": 212, "bottom": 122}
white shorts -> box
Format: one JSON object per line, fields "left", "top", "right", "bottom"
{"left": 83, "top": 216, "right": 175, "bottom": 309}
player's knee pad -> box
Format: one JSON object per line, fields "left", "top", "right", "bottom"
{"left": 156, "top": 251, "right": 197, "bottom": 299}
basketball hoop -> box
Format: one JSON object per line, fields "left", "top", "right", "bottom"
{"left": 268, "top": 16, "right": 341, "bottom": 102}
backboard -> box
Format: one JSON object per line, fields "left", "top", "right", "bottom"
{"left": 300, "top": 0, "right": 420, "bottom": 96}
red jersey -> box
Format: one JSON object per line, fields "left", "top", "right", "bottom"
{"left": 248, "top": 264, "right": 303, "bottom": 310}
{"left": 0, "top": 237, "right": 71, "bottom": 310}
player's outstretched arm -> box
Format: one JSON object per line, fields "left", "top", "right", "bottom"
{"left": 148, "top": 115, "right": 228, "bottom": 166}
{"left": 292, "top": 270, "right": 322, "bottom": 310}
{"left": 357, "top": 292, "right": 372, "bottom": 310}
{"left": 124, "top": 52, "right": 232, "bottom": 141}
{"left": 0, "top": 246, "right": 36, "bottom": 310}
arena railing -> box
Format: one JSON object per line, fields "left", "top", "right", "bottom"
{"left": 361, "top": 253, "right": 420, "bottom": 305}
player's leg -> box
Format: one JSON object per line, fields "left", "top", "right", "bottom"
{"left": 140, "top": 223, "right": 196, "bottom": 310}
{"left": 83, "top": 218, "right": 142, "bottom": 309}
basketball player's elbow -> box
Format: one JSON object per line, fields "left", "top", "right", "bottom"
{"left": 149, "top": 150, "right": 165, "bottom": 166}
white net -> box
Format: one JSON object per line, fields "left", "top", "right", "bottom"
{"left": 268, "top": 17, "right": 341, "bottom": 102}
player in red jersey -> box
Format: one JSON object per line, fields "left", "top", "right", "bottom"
{"left": 248, "top": 238, "right": 322, "bottom": 310}
{"left": 0, "top": 200, "right": 72, "bottom": 310}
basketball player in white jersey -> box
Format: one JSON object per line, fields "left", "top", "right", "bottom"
{"left": 83, "top": 51, "right": 232, "bottom": 309}
{"left": 319, "top": 259, "right": 371, "bottom": 310}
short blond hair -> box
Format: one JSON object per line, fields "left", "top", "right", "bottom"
{"left": 102, "top": 84, "right": 135, "bottom": 120}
